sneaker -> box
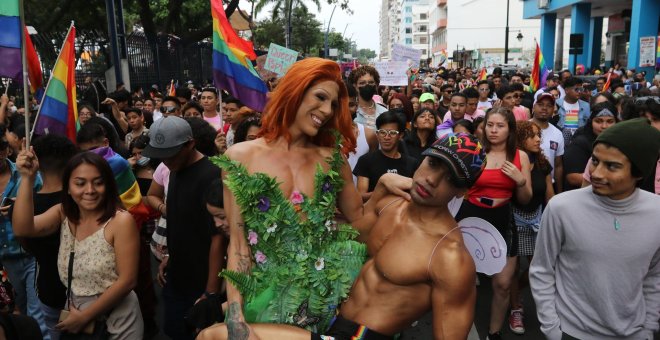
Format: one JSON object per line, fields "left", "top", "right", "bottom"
{"left": 486, "top": 332, "right": 503, "bottom": 340}
{"left": 509, "top": 308, "right": 525, "bottom": 335}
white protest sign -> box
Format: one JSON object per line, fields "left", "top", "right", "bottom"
{"left": 639, "top": 36, "right": 655, "bottom": 68}
{"left": 264, "top": 43, "right": 299, "bottom": 76}
{"left": 459, "top": 217, "right": 507, "bottom": 275}
{"left": 374, "top": 61, "right": 408, "bottom": 86}
{"left": 391, "top": 43, "right": 422, "bottom": 68}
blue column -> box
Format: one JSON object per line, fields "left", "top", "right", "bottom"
{"left": 540, "top": 13, "right": 557, "bottom": 70}
{"left": 569, "top": 3, "right": 591, "bottom": 73}
{"left": 587, "top": 17, "right": 603, "bottom": 71}
{"left": 628, "top": 0, "right": 660, "bottom": 82}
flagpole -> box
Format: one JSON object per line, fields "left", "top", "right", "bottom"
{"left": 3, "top": 79, "right": 10, "bottom": 96}
{"left": 19, "top": 0, "right": 31, "bottom": 147}
{"left": 30, "top": 22, "right": 75, "bottom": 140}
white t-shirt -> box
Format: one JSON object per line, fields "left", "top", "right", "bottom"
{"left": 538, "top": 122, "right": 564, "bottom": 180}
{"left": 561, "top": 100, "right": 580, "bottom": 138}
{"left": 348, "top": 123, "right": 371, "bottom": 186}
{"left": 477, "top": 100, "right": 492, "bottom": 112}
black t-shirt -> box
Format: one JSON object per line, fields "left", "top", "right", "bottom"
{"left": 353, "top": 150, "right": 417, "bottom": 192}
{"left": 404, "top": 133, "right": 437, "bottom": 166}
{"left": 515, "top": 165, "right": 550, "bottom": 212}
{"left": 563, "top": 132, "right": 594, "bottom": 191}
{"left": 166, "top": 157, "right": 221, "bottom": 292}
{"left": 22, "top": 191, "right": 66, "bottom": 309}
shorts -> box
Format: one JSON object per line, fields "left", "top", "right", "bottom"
{"left": 456, "top": 200, "right": 518, "bottom": 257}
{"left": 311, "top": 316, "right": 392, "bottom": 340}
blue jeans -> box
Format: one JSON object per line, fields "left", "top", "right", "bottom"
{"left": 162, "top": 281, "right": 202, "bottom": 340}
{"left": 40, "top": 300, "right": 61, "bottom": 340}
{"left": 3, "top": 256, "right": 50, "bottom": 340}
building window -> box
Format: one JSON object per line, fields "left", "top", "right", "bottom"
{"left": 419, "top": 25, "right": 427, "bottom": 32}
{"left": 405, "top": 27, "right": 412, "bottom": 34}
{"left": 420, "top": 36, "right": 427, "bottom": 44}
{"left": 405, "top": 6, "right": 412, "bottom": 13}
{"left": 405, "top": 17, "right": 412, "bottom": 23}
{"left": 406, "top": 38, "right": 412, "bottom": 44}
{"left": 422, "top": 49, "right": 427, "bottom": 55}
{"left": 420, "top": 13, "right": 427, "bottom": 20}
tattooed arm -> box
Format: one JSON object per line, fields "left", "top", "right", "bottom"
{"left": 223, "top": 148, "right": 255, "bottom": 339}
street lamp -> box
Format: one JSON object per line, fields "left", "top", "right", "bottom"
{"left": 324, "top": 5, "right": 337, "bottom": 58}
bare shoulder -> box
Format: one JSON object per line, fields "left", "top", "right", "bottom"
{"left": 315, "top": 145, "right": 335, "bottom": 159}
{"left": 110, "top": 210, "right": 137, "bottom": 230}
{"left": 518, "top": 149, "right": 530, "bottom": 164}
{"left": 430, "top": 234, "right": 475, "bottom": 287}
{"left": 225, "top": 138, "right": 267, "bottom": 163}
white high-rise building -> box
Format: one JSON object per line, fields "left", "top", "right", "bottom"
{"left": 379, "top": 0, "right": 400, "bottom": 60}
{"left": 399, "top": 0, "right": 430, "bottom": 60}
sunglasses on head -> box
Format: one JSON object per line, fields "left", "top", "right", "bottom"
{"left": 163, "top": 106, "right": 178, "bottom": 113}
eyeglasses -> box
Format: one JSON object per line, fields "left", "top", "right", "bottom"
{"left": 163, "top": 106, "right": 178, "bottom": 113}
{"left": 357, "top": 81, "right": 376, "bottom": 86}
{"left": 478, "top": 88, "right": 490, "bottom": 92}
{"left": 572, "top": 87, "right": 586, "bottom": 93}
{"left": 376, "top": 129, "right": 400, "bottom": 137}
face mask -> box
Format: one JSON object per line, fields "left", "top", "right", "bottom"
{"left": 137, "top": 157, "right": 151, "bottom": 167}
{"left": 358, "top": 85, "right": 377, "bottom": 101}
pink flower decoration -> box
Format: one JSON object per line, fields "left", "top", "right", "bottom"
{"left": 247, "top": 230, "right": 258, "bottom": 245}
{"left": 290, "top": 191, "right": 304, "bottom": 205}
{"left": 255, "top": 251, "right": 267, "bottom": 264}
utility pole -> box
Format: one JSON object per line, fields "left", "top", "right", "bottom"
{"left": 504, "top": 0, "right": 510, "bottom": 65}
{"left": 554, "top": 18, "right": 564, "bottom": 70}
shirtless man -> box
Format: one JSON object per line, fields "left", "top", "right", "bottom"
{"left": 198, "top": 133, "right": 485, "bottom": 340}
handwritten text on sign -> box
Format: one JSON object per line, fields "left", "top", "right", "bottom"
{"left": 375, "top": 61, "right": 409, "bottom": 86}
{"left": 264, "top": 43, "right": 299, "bottom": 76}
{"left": 391, "top": 43, "right": 422, "bottom": 68}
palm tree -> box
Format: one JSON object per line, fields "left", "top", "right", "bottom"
{"left": 255, "top": 0, "right": 321, "bottom": 48}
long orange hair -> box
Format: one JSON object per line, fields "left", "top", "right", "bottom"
{"left": 260, "top": 58, "right": 356, "bottom": 154}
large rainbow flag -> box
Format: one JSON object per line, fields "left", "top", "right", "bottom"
{"left": 32, "top": 23, "right": 77, "bottom": 141}
{"left": 0, "top": 1, "right": 22, "bottom": 82}
{"left": 530, "top": 41, "right": 550, "bottom": 93}
{"left": 92, "top": 147, "right": 151, "bottom": 228}
{"left": 211, "top": 0, "right": 267, "bottom": 112}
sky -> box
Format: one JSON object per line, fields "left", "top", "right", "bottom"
{"left": 254, "top": 1, "right": 381, "bottom": 52}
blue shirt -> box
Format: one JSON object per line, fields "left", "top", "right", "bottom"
{"left": 0, "top": 159, "right": 42, "bottom": 259}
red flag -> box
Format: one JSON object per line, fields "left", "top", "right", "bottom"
{"left": 168, "top": 79, "right": 176, "bottom": 96}
{"left": 602, "top": 72, "right": 612, "bottom": 92}
{"left": 24, "top": 26, "right": 43, "bottom": 95}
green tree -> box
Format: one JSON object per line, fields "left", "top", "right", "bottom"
{"left": 357, "top": 48, "right": 376, "bottom": 63}
{"left": 253, "top": 17, "right": 286, "bottom": 49}
{"left": 291, "top": 7, "right": 323, "bottom": 55}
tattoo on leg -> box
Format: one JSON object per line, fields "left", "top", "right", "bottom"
{"left": 227, "top": 302, "right": 249, "bottom": 340}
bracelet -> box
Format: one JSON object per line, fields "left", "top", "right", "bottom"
{"left": 203, "top": 291, "right": 216, "bottom": 298}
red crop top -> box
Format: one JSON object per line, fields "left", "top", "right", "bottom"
{"left": 467, "top": 150, "right": 522, "bottom": 206}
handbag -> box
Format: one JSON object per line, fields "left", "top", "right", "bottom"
{"left": 59, "top": 224, "right": 110, "bottom": 340}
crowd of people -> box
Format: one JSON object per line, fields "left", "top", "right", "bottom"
{"left": 0, "top": 57, "right": 657, "bottom": 340}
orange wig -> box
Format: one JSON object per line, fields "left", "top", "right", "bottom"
{"left": 260, "top": 58, "right": 356, "bottom": 154}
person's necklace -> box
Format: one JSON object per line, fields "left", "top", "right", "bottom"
{"left": 613, "top": 216, "right": 621, "bottom": 231}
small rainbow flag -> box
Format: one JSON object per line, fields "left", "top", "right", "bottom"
{"left": 32, "top": 23, "right": 78, "bottom": 142}
{"left": 602, "top": 72, "right": 612, "bottom": 92}
{"left": 92, "top": 147, "right": 151, "bottom": 227}
{"left": 0, "top": 1, "right": 22, "bottom": 82}
{"left": 477, "top": 68, "right": 487, "bottom": 81}
{"left": 24, "top": 26, "right": 44, "bottom": 99}
{"left": 211, "top": 0, "right": 267, "bottom": 112}
{"left": 168, "top": 79, "right": 176, "bottom": 96}
{"left": 530, "top": 41, "right": 550, "bottom": 93}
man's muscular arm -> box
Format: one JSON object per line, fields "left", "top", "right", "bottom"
{"left": 429, "top": 240, "right": 476, "bottom": 340}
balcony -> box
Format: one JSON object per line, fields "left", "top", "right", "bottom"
{"left": 436, "top": 18, "right": 447, "bottom": 29}
{"left": 437, "top": 0, "right": 447, "bottom": 6}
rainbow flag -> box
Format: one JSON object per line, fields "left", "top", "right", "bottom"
{"left": 92, "top": 147, "right": 151, "bottom": 228}
{"left": 24, "top": 26, "right": 44, "bottom": 98}
{"left": 530, "top": 41, "right": 550, "bottom": 92}
{"left": 168, "top": 79, "right": 176, "bottom": 96}
{"left": 602, "top": 72, "right": 612, "bottom": 92}
{"left": 32, "top": 23, "right": 77, "bottom": 141}
{"left": 0, "top": 1, "right": 22, "bottom": 82}
{"left": 211, "top": 0, "right": 267, "bottom": 112}
{"left": 477, "top": 68, "right": 487, "bottom": 81}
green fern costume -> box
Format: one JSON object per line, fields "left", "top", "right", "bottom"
{"left": 210, "top": 141, "right": 367, "bottom": 332}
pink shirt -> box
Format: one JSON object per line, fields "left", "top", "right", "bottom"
{"left": 442, "top": 109, "right": 486, "bottom": 123}
{"left": 513, "top": 106, "right": 529, "bottom": 121}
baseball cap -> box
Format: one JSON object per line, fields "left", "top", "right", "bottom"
{"left": 537, "top": 93, "right": 556, "bottom": 105}
{"left": 546, "top": 72, "right": 558, "bottom": 80}
{"left": 421, "top": 133, "right": 486, "bottom": 188}
{"left": 420, "top": 92, "right": 436, "bottom": 103}
{"left": 142, "top": 116, "right": 193, "bottom": 159}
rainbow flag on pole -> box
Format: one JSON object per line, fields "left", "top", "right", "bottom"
{"left": 530, "top": 41, "right": 550, "bottom": 92}
{"left": 0, "top": 1, "right": 22, "bottom": 82}
{"left": 211, "top": 0, "right": 267, "bottom": 112}
{"left": 32, "top": 23, "right": 77, "bottom": 141}
{"left": 477, "top": 68, "right": 487, "bottom": 81}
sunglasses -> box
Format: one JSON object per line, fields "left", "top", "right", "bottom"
{"left": 376, "top": 129, "right": 400, "bottom": 137}
{"left": 162, "top": 106, "right": 178, "bottom": 113}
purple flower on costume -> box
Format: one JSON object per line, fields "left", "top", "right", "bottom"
{"left": 255, "top": 251, "right": 267, "bottom": 264}
{"left": 322, "top": 181, "right": 333, "bottom": 193}
{"left": 257, "top": 196, "right": 270, "bottom": 212}
{"left": 290, "top": 191, "right": 304, "bottom": 205}
{"left": 247, "top": 230, "right": 258, "bottom": 245}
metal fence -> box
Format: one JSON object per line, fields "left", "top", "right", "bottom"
{"left": 3, "top": 29, "right": 214, "bottom": 100}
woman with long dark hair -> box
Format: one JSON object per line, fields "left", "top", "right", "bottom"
{"left": 508, "top": 120, "right": 555, "bottom": 335}
{"left": 455, "top": 107, "right": 532, "bottom": 340}
{"left": 403, "top": 108, "right": 438, "bottom": 164}
{"left": 13, "top": 151, "right": 143, "bottom": 338}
